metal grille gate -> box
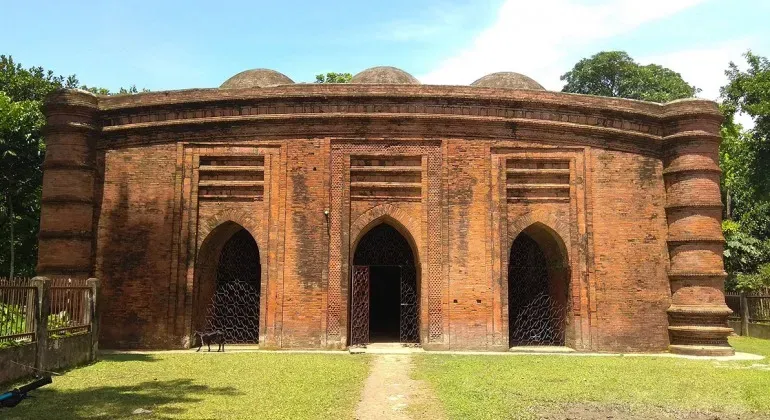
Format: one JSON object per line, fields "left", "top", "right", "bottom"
{"left": 350, "top": 224, "right": 419, "bottom": 346}
{"left": 205, "top": 229, "right": 261, "bottom": 344}
{"left": 508, "top": 233, "right": 566, "bottom": 346}
{"left": 351, "top": 266, "right": 370, "bottom": 346}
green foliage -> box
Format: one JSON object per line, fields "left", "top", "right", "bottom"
{"left": 0, "top": 302, "right": 27, "bottom": 335}
{"left": 735, "top": 263, "right": 770, "bottom": 291}
{"left": 723, "top": 220, "right": 770, "bottom": 291}
{"left": 0, "top": 56, "right": 79, "bottom": 102}
{"left": 560, "top": 51, "right": 699, "bottom": 103}
{"left": 722, "top": 51, "right": 770, "bottom": 130}
{"left": 0, "top": 55, "right": 147, "bottom": 278}
{"left": 721, "top": 51, "right": 770, "bottom": 234}
{"left": 47, "top": 310, "right": 77, "bottom": 339}
{"left": 79, "top": 84, "right": 150, "bottom": 95}
{"left": 0, "top": 91, "right": 45, "bottom": 278}
{"left": 0, "top": 55, "right": 75, "bottom": 278}
{"left": 314, "top": 72, "right": 352, "bottom": 83}
{"left": 720, "top": 51, "right": 770, "bottom": 290}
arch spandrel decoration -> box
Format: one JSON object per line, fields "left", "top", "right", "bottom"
{"left": 509, "top": 212, "right": 571, "bottom": 265}
{"left": 350, "top": 203, "right": 423, "bottom": 260}
{"left": 197, "top": 208, "right": 263, "bottom": 260}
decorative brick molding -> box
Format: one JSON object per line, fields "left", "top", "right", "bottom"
{"left": 349, "top": 204, "right": 422, "bottom": 254}
{"left": 39, "top": 85, "right": 729, "bottom": 354}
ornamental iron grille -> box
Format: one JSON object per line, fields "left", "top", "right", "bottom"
{"left": 351, "top": 223, "right": 419, "bottom": 346}
{"left": 350, "top": 266, "right": 370, "bottom": 346}
{"left": 205, "top": 229, "right": 261, "bottom": 344}
{"left": 508, "top": 233, "right": 566, "bottom": 346}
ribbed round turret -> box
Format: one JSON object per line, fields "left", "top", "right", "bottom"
{"left": 37, "top": 89, "right": 99, "bottom": 279}
{"left": 662, "top": 99, "right": 733, "bottom": 356}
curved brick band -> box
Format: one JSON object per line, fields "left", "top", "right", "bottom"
{"left": 662, "top": 100, "right": 733, "bottom": 356}
{"left": 37, "top": 90, "right": 99, "bottom": 279}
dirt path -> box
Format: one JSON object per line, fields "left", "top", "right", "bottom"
{"left": 355, "top": 354, "right": 444, "bottom": 420}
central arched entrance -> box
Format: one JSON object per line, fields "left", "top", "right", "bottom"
{"left": 508, "top": 223, "right": 569, "bottom": 347}
{"left": 350, "top": 223, "right": 419, "bottom": 346}
{"left": 195, "top": 225, "right": 261, "bottom": 344}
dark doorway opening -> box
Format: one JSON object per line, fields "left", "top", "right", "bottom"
{"left": 508, "top": 226, "right": 568, "bottom": 347}
{"left": 350, "top": 223, "right": 419, "bottom": 346}
{"left": 208, "top": 228, "right": 261, "bottom": 343}
{"left": 369, "top": 265, "right": 401, "bottom": 342}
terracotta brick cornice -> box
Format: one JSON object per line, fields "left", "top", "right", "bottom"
{"left": 82, "top": 85, "right": 717, "bottom": 154}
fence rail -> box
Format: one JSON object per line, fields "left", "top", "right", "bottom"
{"left": 726, "top": 291, "right": 770, "bottom": 333}
{"left": 0, "top": 278, "right": 36, "bottom": 346}
{"left": 49, "top": 284, "right": 92, "bottom": 339}
{"left": 0, "top": 276, "right": 101, "bottom": 385}
{"left": 1, "top": 277, "right": 98, "bottom": 346}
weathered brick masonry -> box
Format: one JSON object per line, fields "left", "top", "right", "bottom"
{"left": 37, "top": 67, "right": 734, "bottom": 355}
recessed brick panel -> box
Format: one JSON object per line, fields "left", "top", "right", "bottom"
{"left": 38, "top": 87, "right": 730, "bottom": 353}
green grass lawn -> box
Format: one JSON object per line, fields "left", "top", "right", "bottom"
{"left": 5, "top": 338, "right": 770, "bottom": 419}
{"left": 412, "top": 337, "right": 770, "bottom": 419}
{"left": 6, "top": 352, "right": 371, "bottom": 419}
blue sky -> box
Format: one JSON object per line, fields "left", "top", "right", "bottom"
{"left": 1, "top": 0, "right": 768, "bottom": 102}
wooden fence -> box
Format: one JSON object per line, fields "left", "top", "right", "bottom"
{"left": 725, "top": 290, "right": 770, "bottom": 338}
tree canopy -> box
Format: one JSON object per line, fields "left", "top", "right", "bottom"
{"left": 719, "top": 51, "right": 770, "bottom": 290}
{"left": 0, "top": 55, "right": 144, "bottom": 278}
{"left": 560, "top": 51, "right": 699, "bottom": 103}
{"left": 314, "top": 72, "right": 352, "bottom": 83}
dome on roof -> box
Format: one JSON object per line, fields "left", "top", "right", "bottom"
{"left": 220, "top": 69, "right": 294, "bottom": 89}
{"left": 471, "top": 72, "right": 545, "bottom": 90}
{"left": 350, "top": 66, "right": 420, "bottom": 84}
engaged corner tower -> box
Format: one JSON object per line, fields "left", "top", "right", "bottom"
{"left": 662, "top": 99, "right": 734, "bottom": 356}
{"left": 37, "top": 89, "right": 100, "bottom": 279}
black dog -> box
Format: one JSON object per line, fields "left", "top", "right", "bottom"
{"left": 194, "top": 330, "right": 225, "bottom": 352}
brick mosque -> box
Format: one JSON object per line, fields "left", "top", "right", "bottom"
{"left": 37, "top": 66, "right": 734, "bottom": 355}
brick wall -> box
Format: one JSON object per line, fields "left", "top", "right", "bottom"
{"left": 39, "top": 87, "right": 731, "bottom": 353}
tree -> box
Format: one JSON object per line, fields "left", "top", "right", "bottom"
{"left": 719, "top": 51, "right": 770, "bottom": 290}
{"left": 314, "top": 72, "right": 352, "bottom": 83}
{"left": 0, "top": 56, "right": 73, "bottom": 278}
{"left": 0, "top": 55, "right": 145, "bottom": 278}
{"left": 721, "top": 51, "right": 770, "bottom": 229}
{"left": 560, "top": 51, "right": 699, "bottom": 103}
{"left": 0, "top": 92, "right": 44, "bottom": 279}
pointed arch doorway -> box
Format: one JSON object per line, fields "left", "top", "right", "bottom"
{"left": 350, "top": 223, "right": 420, "bottom": 346}
{"left": 508, "top": 223, "right": 569, "bottom": 347}
{"left": 195, "top": 223, "right": 261, "bottom": 344}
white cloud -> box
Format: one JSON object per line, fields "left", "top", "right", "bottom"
{"left": 375, "top": 5, "right": 468, "bottom": 42}
{"left": 641, "top": 40, "right": 756, "bottom": 127}
{"left": 639, "top": 39, "right": 749, "bottom": 101}
{"left": 419, "top": 0, "right": 708, "bottom": 88}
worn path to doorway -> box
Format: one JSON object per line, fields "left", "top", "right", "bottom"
{"left": 354, "top": 352, "right": 446, "bottom": 420}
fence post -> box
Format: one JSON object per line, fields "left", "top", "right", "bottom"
{"left": 31, "top": 276, "right": 51, "bottom": 372}
{"left": 86, "top": 278, "right": 100, "bottom": 362}
{"left": 740, "top": 292, "right": 750, "bottom": 337}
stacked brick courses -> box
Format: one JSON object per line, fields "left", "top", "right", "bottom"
{"left": 38, "top": 81, "right": 732, "bottom": 355}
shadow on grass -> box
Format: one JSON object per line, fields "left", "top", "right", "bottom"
{"left": 99, "top": 353, "right": 159, "bottom": 363}
{"left": 8, "top": 378, "right": 242, "bottom": 419}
